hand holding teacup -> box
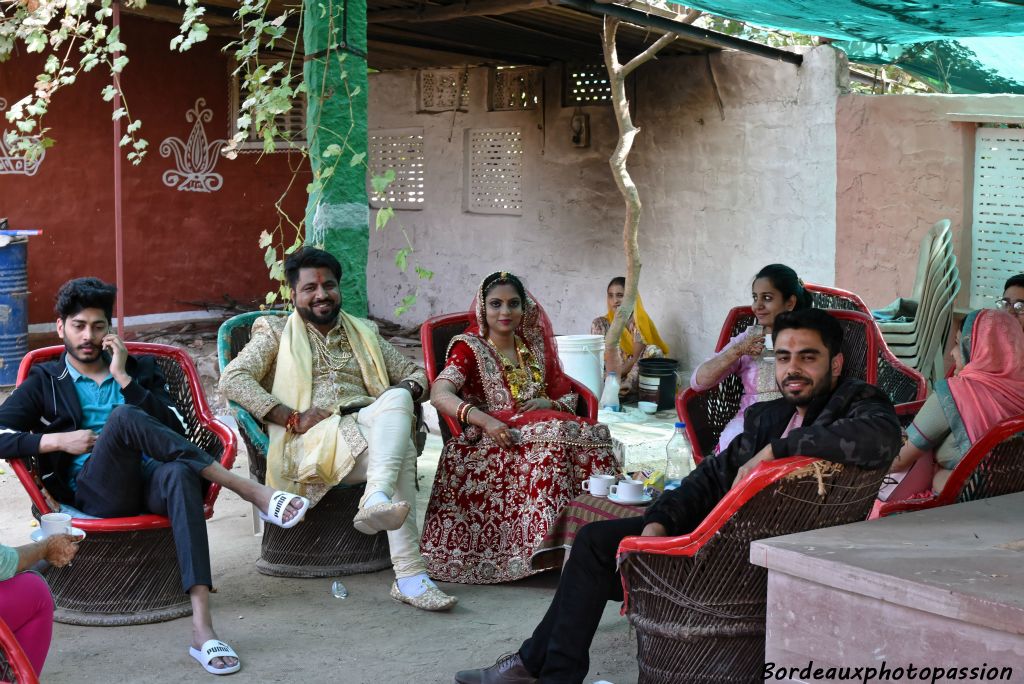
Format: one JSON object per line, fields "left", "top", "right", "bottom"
{"left": 43, "top": 534, "right": 80, "bottom": 568}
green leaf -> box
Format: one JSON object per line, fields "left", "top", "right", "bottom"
{"left": 258, "top": 230, "right": 272, "bottom": 248}
{"left": 375, "top": 206, "right": 394, "bottom": 231}
{"left": 415, "top": 266, "right": 434, "bottom": 281}
{"left": 322, "top": 143, "right": 342, "bottom": 158}
{"left": 394, "top": 294, "right": 416, "bottom": 317}
{"left": 349, "top": 151, "right": 365, "bottom": 167}
{"left": 284, "top": 235, "right": 303, "bottom": 254}
{"left": 370, "top": 168, "right": 396, "bottom": 194}
{"left": 394, "top": 247, "right": 409, "bottom": 272}
{"left": 263, "top": 245, "right": 276, "bottom": 267}
{"left": 265, "top": 291, "right": 278, "bottom": 305}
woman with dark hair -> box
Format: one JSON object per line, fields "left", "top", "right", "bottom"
{"left": 421, "top": 272, "right": 620, "bottom": 584}
{"left": 0, "top": 535, "right": 77, "bottom": 677}
{"left": 998, "top": 274, "right": 1024, "bottom": 332}
{"left": 691, "top": 264, "right": 812, "bottom": 452}
{"left": 590, "top": 277, "right": 669, "bottom": 399}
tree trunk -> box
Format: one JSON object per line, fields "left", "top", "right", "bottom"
{"left": 600, "top": 12, "right": 698, "bottom": 373}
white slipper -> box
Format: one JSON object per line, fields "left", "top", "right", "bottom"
{"left": 258, "top": 490, "right": 309, "bottom": 529}
{"left": 189, "top": 639, "right": 241, "bottom": 676}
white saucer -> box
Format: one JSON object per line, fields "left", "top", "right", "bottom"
{"left": 31, "top": 527, "right": 86, "bottom": 543}
{"left": 608, "top": 492, "right": 653, "bottom": 506}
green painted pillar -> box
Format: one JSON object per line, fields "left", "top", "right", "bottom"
{"left": 303, "top": 0, "right": 369, "bottom": 317}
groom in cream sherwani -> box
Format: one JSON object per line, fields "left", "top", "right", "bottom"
{"left": 220, "top": 246, "right": 457, "bottom": 611}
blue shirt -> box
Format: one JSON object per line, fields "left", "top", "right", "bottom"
{"left": 65, "top": 359, "right": 124, "bottom": 490}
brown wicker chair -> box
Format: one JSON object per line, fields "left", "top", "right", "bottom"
{"left": 5, "top": 344, "right": 235, "bottom": 626}
{"left": 217, "top": 311, "right": 392, "bottom": 578}
{"left": 617, "top": 458, "right": 885, "bottom": 683}
{"left": 679, "top": 307, "right": 925, "bottom": 462}
{"left": 877, "top": 413, "right": 1024, "bottom": 517}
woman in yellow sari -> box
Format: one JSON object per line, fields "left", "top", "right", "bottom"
{"left": 590, "top": 277, "right": 669, "bottom": 399}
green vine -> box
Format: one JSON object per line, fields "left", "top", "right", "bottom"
{"left": 1, "top": 0, "right": 431, "bottom": 318}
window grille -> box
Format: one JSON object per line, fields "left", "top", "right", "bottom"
{"left": 489, "top": 67, "right": 541, "bottom": 111}
{"left": 368, "top": 128, "right": 426, "bottom": 210}
{"left": 418, "top": 69, "right": 470, "bottom": 112}
{"left": 228, "top": 56, "right": 306, "bottom": 152}
{"left": 971, "top": 127, "right": 1024, "bottom": 308}
{"left": 563, "top": 64, "right": 611, "bottom": 106}
{"left": 464, "top": 128, "right": 523, "bottom": 215}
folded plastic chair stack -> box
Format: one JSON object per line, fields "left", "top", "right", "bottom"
{"left": 876, "top": 219, "right": 961, "bottom": 384}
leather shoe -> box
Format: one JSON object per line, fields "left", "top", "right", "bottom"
{"left": 454, "top": 653, "right": 538, "bottom": 684}
{"left": 353, "top": 500, "right": 410, "bottom": 535}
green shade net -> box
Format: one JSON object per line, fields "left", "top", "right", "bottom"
{"left": 668, "top": 0, "right": 1024, "bottom": 93}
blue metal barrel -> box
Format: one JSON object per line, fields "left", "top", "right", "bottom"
{"left": 0, "top": 238, "right": 29, "bottom": 385}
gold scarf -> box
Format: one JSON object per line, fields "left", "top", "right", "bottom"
{"left": 265, "top": 311, "right": 390, "bottom": 499}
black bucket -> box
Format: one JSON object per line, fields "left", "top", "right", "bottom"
{"left": 637, "top": 358, "right": 679, "bottom": 411}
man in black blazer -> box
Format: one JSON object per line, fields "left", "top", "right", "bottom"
{"left": 455, "top": 308, "right": 903, "bottom": 684}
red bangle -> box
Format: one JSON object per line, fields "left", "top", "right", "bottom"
{"left": 285, "top": 411, "right": 301, "bottom": 433}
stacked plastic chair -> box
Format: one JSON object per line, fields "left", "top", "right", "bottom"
{"left": 877, "top": 220, "right": 961, "bottom": 383}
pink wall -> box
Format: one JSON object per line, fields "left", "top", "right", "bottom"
{"left": 834, "top": 94, "right": 974, "bottom": 309}
{"left": 0, "top": 16, "right": 310, "bottom": 324}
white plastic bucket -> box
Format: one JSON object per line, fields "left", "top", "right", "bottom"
{"left": 555, "top": 334, "right": 605, "bottom": 399}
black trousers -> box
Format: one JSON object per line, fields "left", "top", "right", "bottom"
{"left": 75, "top": 404, "right": 216, "bottom": 592}
{"left": 519, "top": 505, "right": 708, "bottom": 684}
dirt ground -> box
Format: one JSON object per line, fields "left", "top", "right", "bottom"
{"left": 0, "top": 322, "right": 641, "bottom": 684}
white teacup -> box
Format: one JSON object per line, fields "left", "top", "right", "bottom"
{"left": 637, "top": 401, "right": 658, "bottom": 414}
{"left": 610, "top": 479, "right": 645, "bottom": 501}
{"left": 582, "top": 473, "right": 616, "bottom": 496}
{"left": 40, "top": 512, "right": 72, "bottom": 538}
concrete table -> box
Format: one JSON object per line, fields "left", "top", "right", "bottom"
{"left": 751, "top": 493, "right": 1024, "bottom": 682}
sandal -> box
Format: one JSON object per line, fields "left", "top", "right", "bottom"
{"left": 189, "top": 639, "right": 241, "bottom": 676}
{"left": 258, "top": 490, "right": 310, "bottom": 529}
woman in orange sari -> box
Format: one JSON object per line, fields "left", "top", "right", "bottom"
{"left": 422, "top": 272, "right": 619, "bottom": 584}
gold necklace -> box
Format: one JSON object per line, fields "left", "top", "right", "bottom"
{"left": 487, "top": 335, "right": 545, "bottom": 402}
{"left": 306, "top": 323, "right": 353, "bottom": 372}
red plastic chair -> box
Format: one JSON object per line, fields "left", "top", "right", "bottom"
{"left": 420, "top": 312, "right": 598, "bottom": 442}
{"left": 0, "top": 618, "right": 39, "bottom": 684}
{"left": 877, "top": 413, "right": 1024, "bottom": 518}
{"left": 617, "top": 457, "right": 885, "bottom": 683}
{"left": 5, "top": 343, "right": 236, "bottom": 625}
{"left": 678, "top": 307, "right": 926, "bottom": 462}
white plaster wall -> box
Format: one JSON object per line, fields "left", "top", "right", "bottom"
{"left": 367, "top": 46, "right": 841, "bottom": 369}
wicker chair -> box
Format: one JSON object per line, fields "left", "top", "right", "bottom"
{"left": 217, "top": 311, "right": 392, "bottom": 578}
{"left": 877, "top": 413, "right": 1024, "bottom": 518}
{"left": 419, "top": 311, "right": 599, "bottom": 443}
{"left": 0, "top": 618, "right": 39, "bottom": 684}
{"left": 678, "top": 308, "right": 926, "bottom": 462}
{"left": 4, "top": 344, "right": 235, "bottom": 626}
{"left": 803, "top": 283, "right": 870, "bottom": 314}
{"left": 617, "top": 458, "right": 885, "bottom": 683}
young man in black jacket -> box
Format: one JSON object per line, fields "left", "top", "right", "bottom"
{"left": 455, "top": 308, "right": 903, "bottom": 684}
{"left": 0, "top": 278, "right": 308, "bottom": 675}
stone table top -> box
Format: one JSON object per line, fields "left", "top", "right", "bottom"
{"left": 750, "top": 493, "right": 1024, "bottom": 635}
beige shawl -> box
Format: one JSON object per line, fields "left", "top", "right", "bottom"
{"left": 265, "top": 311, "right": 389, "bottom": 502}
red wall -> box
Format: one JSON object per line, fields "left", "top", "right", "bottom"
{"left": 0, "top": 16, "right": 310, "bottom": 324}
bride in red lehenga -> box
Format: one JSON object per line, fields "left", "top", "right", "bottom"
{"left": 421, "top": 271, "right": 620, "bottom": 584}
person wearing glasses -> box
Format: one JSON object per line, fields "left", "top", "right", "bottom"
{"left": 998, "top": 274, "right": 1024, "bottom": 331}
